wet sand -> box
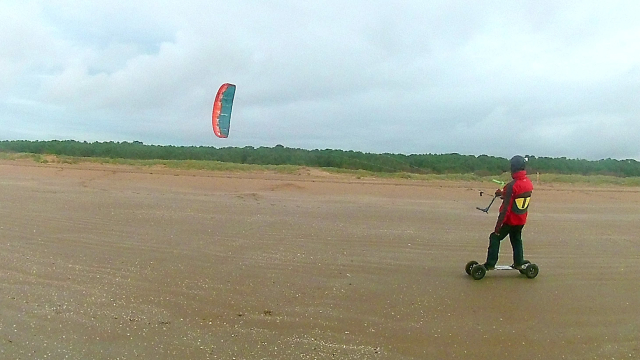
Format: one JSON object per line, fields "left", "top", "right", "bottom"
{"left": 1, "top": 160, "right": 639, "bottom": 359}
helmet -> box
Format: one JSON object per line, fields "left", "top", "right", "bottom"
{"left": 510, "top": 155, "right": 526, "bottom": 173}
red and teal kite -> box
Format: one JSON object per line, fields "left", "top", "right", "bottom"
{"left": 212, "top": 83, "right": 236, "bottom": 138}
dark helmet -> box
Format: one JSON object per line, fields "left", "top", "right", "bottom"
{"left": 510, "top": 155, "right": 526, "bottom": 173}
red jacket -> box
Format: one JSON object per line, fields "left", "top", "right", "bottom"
{"left": 495, "top": 170, "right": 533, "bottom": 232}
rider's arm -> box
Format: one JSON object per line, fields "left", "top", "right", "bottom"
{"left": 494, "top": 182, "right": 514, "bottom": 233}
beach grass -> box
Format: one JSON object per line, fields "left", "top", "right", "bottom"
{"left": 2, "top": 151, "right": 639, "bottom": 186}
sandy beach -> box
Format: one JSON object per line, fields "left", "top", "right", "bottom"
{"left": 1, "top": 160, "right": 639, "bottom": 359}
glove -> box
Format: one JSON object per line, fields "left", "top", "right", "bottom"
{"left": 494, "top": 189, "right": 503, "bottom": 197}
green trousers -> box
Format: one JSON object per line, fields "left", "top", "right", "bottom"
{"left": 485, "top": 224, "right": 525, "bottom": 267}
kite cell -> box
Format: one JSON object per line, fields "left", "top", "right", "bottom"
{"left": 212, "top": 83, "right": 236, "bottom": 138}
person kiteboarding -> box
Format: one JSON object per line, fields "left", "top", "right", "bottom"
{"left": 482, "top": 155, "right": 534, "bottom": 270}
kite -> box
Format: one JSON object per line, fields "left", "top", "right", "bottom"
{"left": 212, "top": 83, "right": 236, "bottom": 138}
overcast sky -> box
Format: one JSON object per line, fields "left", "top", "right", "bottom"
{"left": 1, "top": 1, "right": 639, "bottom": 160}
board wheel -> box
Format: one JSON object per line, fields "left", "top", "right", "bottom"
{"left": 518, "top": 260, "right": 531, "bottom": 275}
{"left": 524, "top": 263, "right": 539, "bottom": 279}
{"left": 465, "top": 261, "right": 479, "bottom": 275}
{"left": 471, "top": 264, "right": 486, "bottom": 280}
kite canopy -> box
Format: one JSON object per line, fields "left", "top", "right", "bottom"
{"left": 212, "top": 83, "right": 236, "bottom": 138}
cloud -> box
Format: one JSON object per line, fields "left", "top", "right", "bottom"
{"left": 1, "top": 0, "right": 639, "bottom": 160}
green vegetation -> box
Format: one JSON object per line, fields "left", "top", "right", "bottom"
{"left": 1, "top": 140, "right": 639, "bottom": 185}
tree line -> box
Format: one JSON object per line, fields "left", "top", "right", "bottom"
{"left": 1, "top": 140, "right": 639, "bottom": 177}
